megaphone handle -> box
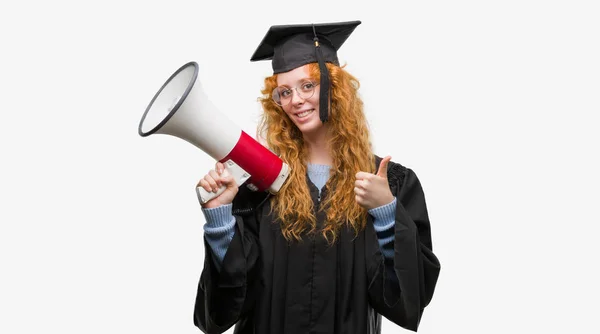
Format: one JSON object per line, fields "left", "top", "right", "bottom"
{"left": 196, "top": 160, "right": 251, "bottom": 204}
{"left": 197, "top": 185, "right": 227, "bottom": 204}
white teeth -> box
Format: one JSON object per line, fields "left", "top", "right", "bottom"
{"left": 297, "top": 109, "right": 313, "bottom": 118}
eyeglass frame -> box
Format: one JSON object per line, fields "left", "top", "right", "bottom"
{"left": 271, "top": 80, "right": 320, "bottom": 106}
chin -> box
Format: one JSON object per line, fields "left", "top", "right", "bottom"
{"left": 297, "top": 119, "right": 324, "bottom": 135}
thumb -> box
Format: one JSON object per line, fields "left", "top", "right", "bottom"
{"left": 376, "top": 156, "right": 392, "bottom": 178}
{"left": 220, "top": 172, "right": 236, "bottom": 188}
{"left": 216, "top": 169, "right": 232, "bottom": 188}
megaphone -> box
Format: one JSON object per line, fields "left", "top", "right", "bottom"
{"left": 138, "top": 61, "right": 291, "bottom": 203}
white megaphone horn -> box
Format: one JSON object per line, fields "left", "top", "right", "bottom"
{"left": 138, "top": 61, "right": 291, "bottom": 204}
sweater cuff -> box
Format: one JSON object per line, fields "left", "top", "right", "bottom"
{"left": 369, "top": 197, "right": 397, "bottom": 227}
{"left": 202, "top": 203, "right": 234, "bottom": 229}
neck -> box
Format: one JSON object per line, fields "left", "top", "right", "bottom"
{"left": 303, "top": 126, "right": 332, "bottom": 165}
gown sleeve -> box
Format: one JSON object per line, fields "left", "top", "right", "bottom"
{"left": 193, "top": 186, "right": 266, "bottom": 334}
{"left": 366, "top": 161, "right": 441, "bottom": 332}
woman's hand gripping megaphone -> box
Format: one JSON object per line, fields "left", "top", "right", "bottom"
{"left": 196, "top": 160, "right": 251, "bottom": 208}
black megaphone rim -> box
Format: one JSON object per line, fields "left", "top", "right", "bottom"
{"left": 138, "top": 61, "right": 199, "bottom": 137}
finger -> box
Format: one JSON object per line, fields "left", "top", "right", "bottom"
{"left": 198, "top": 179, "right": 212, "bottom": 192}
{"left": 208, "top": 170, "right": 221, "bottom": 188}
{"left": 354, "top": 179, "right": 368, "bottom": 189}
{"left": 220, "top": 174, "right": 234, "bottom": 186}
{"left": 355, "top": 171, "right": 371, "bottom": 180}
{"left": 376, "top": 156, "right": 392, "bottom": 178}
{"left": 355, "top": 194, "right": 364, "bottom": 206}
{"left": 215, "top": 162, "right": 225, "bottom": 174}
{"left": 354, "top": 186, "right": 366, "bottom": 197}
{"left": 204, "top": 174, "right": 219, "bottom": 192}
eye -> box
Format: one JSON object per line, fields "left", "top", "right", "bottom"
{"left": 301, "top": 81, "right": 315, "bottom": 91}
{"left": 280, "top": 88, "right": 292, "bottom": 97}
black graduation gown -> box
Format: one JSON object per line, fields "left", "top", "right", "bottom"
{"left": 193, "top": 158, "right": 440, "bottom": 334}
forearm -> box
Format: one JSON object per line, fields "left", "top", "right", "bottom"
{"left": 369, "top": 197, "right": 397, "bottom": 259}
{"left": 202, "top": 203, "right": 236, "bottom": 270}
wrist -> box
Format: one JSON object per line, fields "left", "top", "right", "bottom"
{"left": 370, "top": 195, "right": 396, "bottom": 211}
{"left": 202, "top": 199, "right": 225, "bottom": 209}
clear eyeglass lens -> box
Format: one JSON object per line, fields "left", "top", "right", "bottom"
{"left": 272, "top": 81, "right": 317, "bottom": 106}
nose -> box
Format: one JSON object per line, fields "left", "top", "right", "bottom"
{"left": 290, "top": 88, "right": 305, "bottom": 105}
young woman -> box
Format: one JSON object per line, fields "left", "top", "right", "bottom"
{"left": 193, "top": 21, "right": 440, "bottom": 334}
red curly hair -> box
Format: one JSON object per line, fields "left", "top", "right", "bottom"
{"left": 258, "top": 62, "right": 375, "bottom": 244}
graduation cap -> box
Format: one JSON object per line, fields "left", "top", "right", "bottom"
{"left": 250, "top": 20, "right": 362, "bottom": 123}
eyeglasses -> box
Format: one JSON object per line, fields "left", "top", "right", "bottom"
{"left": 272, "top": 80, "right": 319, "bottom": 106}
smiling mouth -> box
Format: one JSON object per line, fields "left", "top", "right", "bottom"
{"left": 296, "top": 109, "right": 314, "bottom": 118}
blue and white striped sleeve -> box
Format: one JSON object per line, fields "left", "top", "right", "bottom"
{"left": 368, "top": 197, "right": 397, "bottom": 259}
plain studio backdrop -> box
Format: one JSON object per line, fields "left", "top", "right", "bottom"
{"left": 1, "top": 0, "right": 598, "bottom": 333}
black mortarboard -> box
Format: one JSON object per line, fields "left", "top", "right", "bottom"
{"left": 250, "top": 20, "right": 362, "bottom": 123}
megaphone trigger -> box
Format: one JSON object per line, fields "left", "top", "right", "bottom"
{"left": 195, "top": 160, "right": 251, "bottom": 204}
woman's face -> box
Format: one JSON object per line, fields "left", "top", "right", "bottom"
{"left": 276, "top": 64, "right": 324, "bottom": 137}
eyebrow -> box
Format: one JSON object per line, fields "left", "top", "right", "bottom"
{"left": 277, "top": 77, "right": 315, "bottom": 87}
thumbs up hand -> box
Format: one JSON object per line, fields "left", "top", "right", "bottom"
{"left": 354, "top": 156, "right": 395, "bottom": 210}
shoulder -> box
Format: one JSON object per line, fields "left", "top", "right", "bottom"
{"left": 374, "top": 155, "right": 413, "bottom": 194}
